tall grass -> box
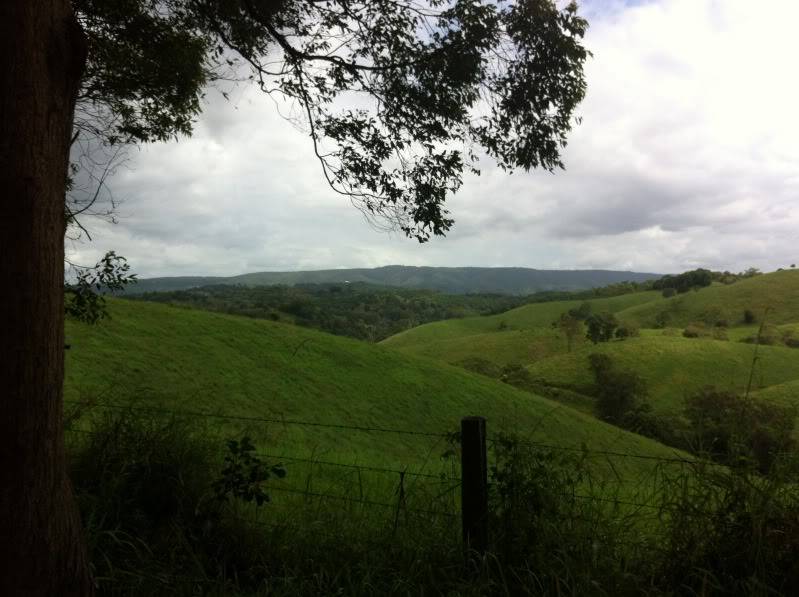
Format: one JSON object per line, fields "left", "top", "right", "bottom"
{"left": 68, "top": 411, "right": 799, "bottom": 596}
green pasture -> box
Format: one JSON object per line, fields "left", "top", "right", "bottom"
{"left": 617, "top": 270, "right": 799, "bottom": 328}
{"left": 382, "top": 291, "right": 662, "bottom": 365}
{"left": 65, "top": 299, "right": 683, "bottom": 486}
{"left": 526, "top": 336, "right": 799, "bottom": 414}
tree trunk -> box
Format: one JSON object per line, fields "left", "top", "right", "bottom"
{"left": 0, "top": 2, "right": 90, "bottom": 595}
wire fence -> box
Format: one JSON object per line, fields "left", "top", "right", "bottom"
{"left": 66, "top": 399, "right": 451, "bottom": 438}
{"left": 64, "top": 398, "right": 714, "bottom": 545}
{"left": 64, "top": 399, "right": 694, "bottom": 463}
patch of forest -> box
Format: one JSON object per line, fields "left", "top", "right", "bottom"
{"left": 128, "top": 281, "right": 653, "bottom": 342}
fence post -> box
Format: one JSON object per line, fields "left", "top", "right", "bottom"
{"left": 461, "top": 416, "right": 488, "bottom": 556}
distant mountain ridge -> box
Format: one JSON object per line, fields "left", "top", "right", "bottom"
{"left": 124, "top": 265, "right": 661, "bottom": 295}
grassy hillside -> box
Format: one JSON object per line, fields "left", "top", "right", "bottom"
{"left": 617, "top": 270, "right": 799, "bottom": 327}
{"left": 382, "top": 273, "right": 799, "bottom": 418}
{"left": 382, "top": 291, "right": 662, "bottom": 365}
{"left": 126, "top": 265, "right": 660, "bottom": 295}
{"left": 752, "top": 378, "right": 799, "bottom": 410}
{"left": 65, "top": 299, "right": 682, "bottom": 478}
{"left": 526, "top": 336, "right": 799, "bottom": 414}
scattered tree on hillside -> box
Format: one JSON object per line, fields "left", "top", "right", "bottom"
{"left": 568, "top": 301, "right": 593, "bottom": 320}
{"left": 552, "top": 312, "right": 582, "bottom": 352}
{"left": 614, "top": 324, "right": 639, "bottom": 340}
{"left": 682, "top": 323, "right": 707, "bottom": 338}
{"left": 585, "top": 312, "right": 618, "bottom": 344}
{"left": 710, "top": 267, "right": 764, "bottom": 285}
{"left": 652, "top": 268, "right": 713, "bottom": 294}
{"left": 588, "top": 353, "right": 649, "bottom": 425}
{"left": 740, "top": 324, "right": 790, "bottom": 347}
{"left": 653, "top": 311, "right": 671, "bottom": 329}
{"left": 1, "top": 1, "right": 590, "bottom": 592}
{"left": 500, "top": 363, "right": 535, "bottom": 391}
{"left": 699, "top": 306, "right": 725, "bottom": 327}
{"left": 661, "top": 287, "right": 677, "bottom": 298}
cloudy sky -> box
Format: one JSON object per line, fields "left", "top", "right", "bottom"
{"left": 67, "top": 0, "right": 799, "bottom": 278}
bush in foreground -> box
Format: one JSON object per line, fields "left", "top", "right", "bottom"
{"left": 684, "top": 388, "right": 795, "bottom": 473}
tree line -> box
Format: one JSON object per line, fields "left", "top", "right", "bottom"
{"left": 127, "top": 275, "right": 681, "bottom": 343}
{"left": 131, "top": 283, "right": 528, "bottom": 342}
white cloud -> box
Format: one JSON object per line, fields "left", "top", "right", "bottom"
{"left": 67, "top": 0, "right": 799, "bottom": 277}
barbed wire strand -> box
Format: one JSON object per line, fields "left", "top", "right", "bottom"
{"left": 266, "top": 485, "right": 458, "bottom": 519}
{"left": 258, "top": 452, "right": 455, "bottom": 480}
{"left": 489, "top": 436, "right": 696, "bottom": 465}
{"left": 65, "top": 400, "right": 452, "bottom": 438}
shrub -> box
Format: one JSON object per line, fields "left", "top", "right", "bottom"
{"left": 782, "top": 329, "right": 797, "bottom": 347}
{"left": 711, "top": 327, "right": 728, "bottom": 341}
{"left": 615, "top": 323, "right": 640, "bottom": 339}
{"left": 585, "top": 312, "right": 618, "bottom": 344}
{"left": 697, "top": 306, "right": 718, "bottom": 325}
{"left": 487, "top": 436, "right": 638, "bottom": 593}
{"left": 500, "top": 363, "right": 535, "bottom": 391}
{"left": 682, "top": 323, "right": 707, "bottom": 338}
{"left": 684, "top": 388, "right": 795, "bottom": 473}
{"left": 654, "top": 311, "right": 671, "bottom": 328}
{"left": 69, "top": 412, "right": 286, "bottom": 594}
{"left": 568, "top": 301, "right": 593, "bottom": 320}
{"left": 588, "top": 353, "right": 649, "bottom": 425}
{"left": 661, "top": 287, "right": 677, "bottom": 298}
{"left": 212, "top": 437, "right": 286, "bottom": 507}
{"left": 658, "top": 456, "right": 799, "bottom": 595}
{"left": 740, "top": 324, "right": 782, "bottom": 345}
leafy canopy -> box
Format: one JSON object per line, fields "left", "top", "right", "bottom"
{"left": 65, "top": 251, "right": 137, "bottom": 324}
{"left": 588, "top": 353, "right": 649, "bottom": 425}
{"left": 584, "top": 311, "right": 618, "bottom": 344}
{"left": 652, "top": 268, "right": 713, "bottom": 294}
{"left": 552, "top": 311, "right": 582, "bottom": 351}
{"left": 72, "top": 0, "right": 589, "bottom": 241}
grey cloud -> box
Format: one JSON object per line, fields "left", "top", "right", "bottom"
{"left": 66, "top": 0, "right": 799, "bottom": 278}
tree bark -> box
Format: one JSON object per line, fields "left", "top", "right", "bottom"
{"left": 0, "top": 2, "right": 91, "bottom": 595}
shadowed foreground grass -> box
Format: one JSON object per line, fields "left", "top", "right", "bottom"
{"left": 68, "top": 412, "right": 799, "bottom": 596}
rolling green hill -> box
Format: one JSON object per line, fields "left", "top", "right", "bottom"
{"left": 65, "top": 299, "right": 683, "bottom": 478}
{"left": 381, "top": 291, "right": 662, "bottom": 365}
{"left": 617, "top": 270, "right": 799, "bottom": 328}
{"left": 526, "top": 336, "right": 799, "bottom": 414}
{"left": 124, "top": 265, "right": 661, "bottom": 295}
{"left": 381, "top": 272, "right": 799, "bottom": 421}
{"left": 752, "top": 378, "right": 799, "bottom": 410}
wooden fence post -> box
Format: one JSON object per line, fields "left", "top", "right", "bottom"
{"left": 461, "top": 416, "right": 488, "bottom": 555}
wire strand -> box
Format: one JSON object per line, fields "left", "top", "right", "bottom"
{"left": 65, "top": 400, "right": 453, "bottom": 438}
